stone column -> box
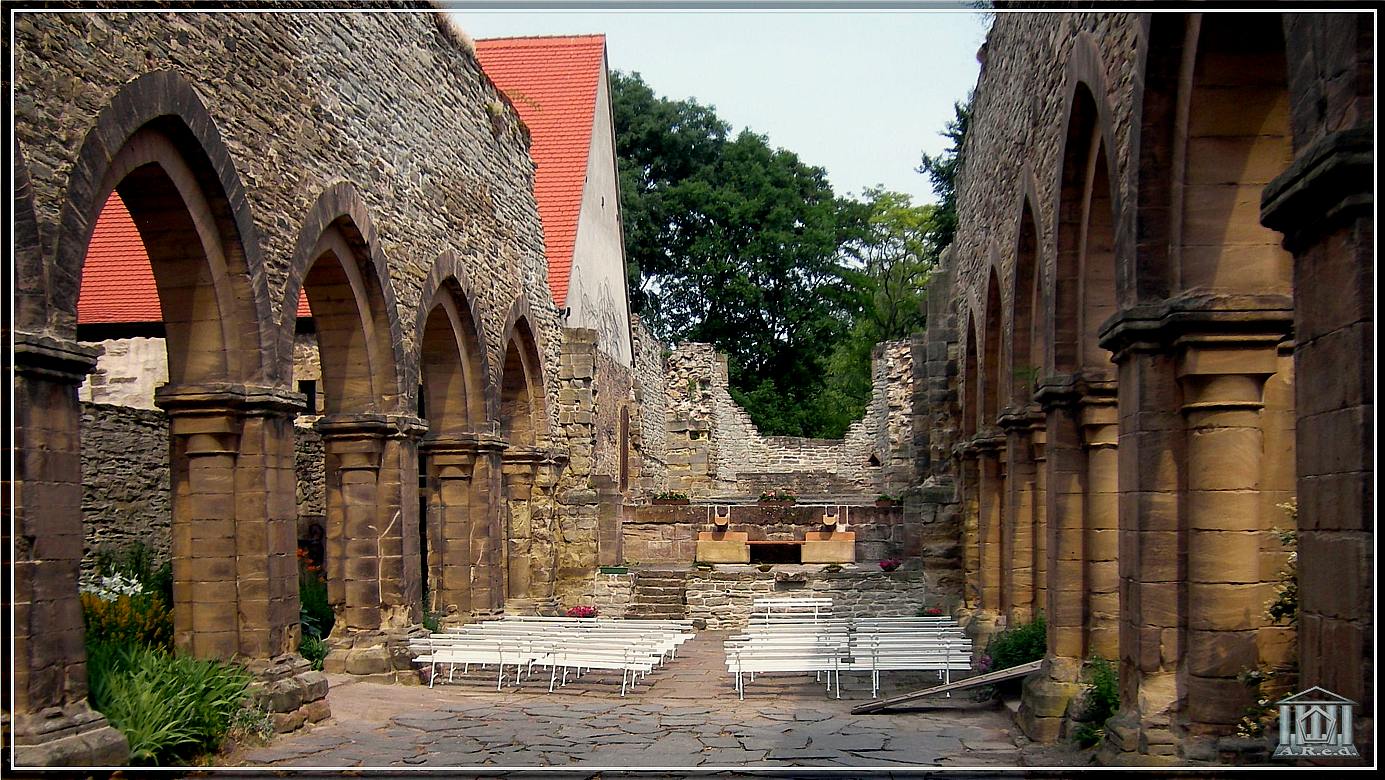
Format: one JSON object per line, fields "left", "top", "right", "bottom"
{"left": 471, "top": 435, "right": 507, "bottom": 615}
{"left": 158, "top": 383, "right": 329, "bottom": 728}
{"left": 419, "top": 435, "right": 478, "bottom": 621}
{"left": 1263, "top": 120, "right": 1373, "bottom": 759}
{"left": 527, "top": 454, "right": 568, "bottom": 602}
{"left": 1030, "top": 420, "right": 1049, "bottom": 621}
{"left": 1000, "top": 408, "right": 1041, "bottom": 625}
{"left": 12, "top": 333, "right": 129, "bottom": 766}
{"left": 1177, "top": 337, "right": 1279, "bottom": 739}
{"left": 955, "top": 443, "right": 981, "bottom": 611}
{"left": 316, "top": 413, "right": 424, "bottom": 680}
{"left": 502, "top": 447, "right": 543, "bottom": 607}
{"left": 1078, "top": 391, "right": 1120, "bottom": 659}
{"left": 975, "top": 434, "right": 1004, "bottom": 616}
{"left": 1017, "top": 378, "right": 1084, "bottom": 744}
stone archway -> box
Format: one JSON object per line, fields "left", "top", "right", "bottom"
{"left": 13, "top": 71, "right": 292, "bottom": 765}
{"left": 498, "top": 302, "right": 556, "bottom": 611}
{"left": 414, "top": 257, "right": 499, "bottom": 621}
{"left": 283, "top": 184, "right": 418, "bottom": 676}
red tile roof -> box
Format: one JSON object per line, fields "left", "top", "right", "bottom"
{"left": 78, "top": 193, "right": 311, "bottom": 324}
{"left": 78, "top": 194, "right": 161, "bottom": 323}
{"left": 474, "top": 34, "right": 605, "bottom": 308}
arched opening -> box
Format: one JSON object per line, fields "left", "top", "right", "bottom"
{"left": 417, "top": 278, "right": 489, "bottom": 618}
{"left": 980, "top": 268, "right": 1006, "bottom": 614}
{"left": 1053, "top": 81, "right": 1121, "bottom": 660}
{"left": 1012, "top": 201, "right": 1041, "bottom": 405}
{"left": 499, "top": 313, "right": 549, "bottom": 604}
{"left": 76, "top": 120, "right": 274, "bottom": 661}
{"left": 1007, "top": 198, "right": 1045, "bottom": 623}
{"left": 293, "top": 202, "right": 412, "bottom": 639}
{"left": 618, "top": 407, "right": 631, "bottom": 492}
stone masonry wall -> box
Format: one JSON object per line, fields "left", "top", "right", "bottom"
{"left": 663, "top": 341, "right": 914, "bottom": 498}
{"left": 79, "top": 403, "right": 171, "bottom": 581}
{"left": 14, "top": 10, "right": 565, "bottom": 434}
{"left": 630, "top": 315, "right": 668, "bottom": 494}
{"left": 685, "top": 570, "right": 935, "bottom": 630}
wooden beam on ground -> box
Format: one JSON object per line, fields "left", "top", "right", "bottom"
{"left": 850, "top": 659, "right": 1043, "bottom": 714}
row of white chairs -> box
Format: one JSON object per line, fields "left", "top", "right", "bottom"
{"left": 724, "top": 616, "right": 971, "bottom": 699}
{"left": 408, "top": 616, "right": 694, "bottom": 696}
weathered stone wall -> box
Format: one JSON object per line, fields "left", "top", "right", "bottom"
{"left": 630, "top": 316, "right": 668, "bottom": 494}
{"left": 620, "top": 504, "right": 945, "bottom": 570}
{"left": 685, "top": 570, "right": 935, "bottom": 630}
{"left": 79, "top": 403, "right": 171, "bottom": 579}
{"left": 293, "top": 424, "right": 326, "bottom": 524}
{"left": 591, "top": 572, "right": 634, "bottom": 617}
{"left": 14, "top": 10, "right": 564, "bottom": 433}
{"left": 78, "top": 337, "right": 168, "bottom": 410}
{"left": 662, "top": 340, "right": 914, "bottom": 498}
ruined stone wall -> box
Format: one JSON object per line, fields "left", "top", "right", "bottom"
{"left": 78, "top": 403, "right": 170, "bottom": 579}
{"left": 662, "top": 341, "right": 915, "bottom": 498}
{"left": 294, "top": 424, "right": 326, "bottom": 524}
{"left": 14, "top": 10, "right": 563, "bottom": 435}
{"left": 77, "top": 337, "right": 168, "bottom": 410}
{"left": 685, "top": 570, "right": 934, "bottom": 630}
{"left": 630, "top": 316, "right": 668, "bottom": 494}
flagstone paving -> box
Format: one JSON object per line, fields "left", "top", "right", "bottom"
{"left": 223, "top": 630, "right": 1082, "bottom": 770}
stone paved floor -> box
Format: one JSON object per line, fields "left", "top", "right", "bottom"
{"left": 223, "top": 630, "right": 1051, "bottom": 771}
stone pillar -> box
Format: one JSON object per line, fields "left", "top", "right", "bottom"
{"left": 471, "top": 436, "right": 507, "bottom": 615}
{"left": 1263, "top": 121, "right": 1373, "bottom": 760}
{"left": 11, "top": 333, "right": 129, "bottom": 766}
{"left": 1030, "top": 421, "right": 1049, "bottom": 621}
{"left": 317, "top": 413, "right": 425, "bottom": 681}
{"left": 1102, "top": 337, "right": 1185, "bottom": 762}
{"left": 1177, "top": 337, "right": 1279, "bottom": 740}
{"left": 955, "top": 444, "right": 981, "bottom": 610}
{"left": 527, "top": 454, "right": 567, "bottom": 602}
{"left": 1079, "top": 391, "right": 1120, "bottom": 659}
{"left": 502, "top": 447, "right": 543, "bottom": 606}
{"left": 419, "top": 435, "right": 479, "bottom": 621}
{"left": 975, "top": 435, "right": 1004, "bottom": 616}
{"left": 1017, "top": 378, "right": 1084, "bottom": 743}
{"left": 1000, "top": 408, "right": 1042, "bottom": 625}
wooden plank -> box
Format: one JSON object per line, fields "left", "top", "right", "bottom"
{"left": 849, "top": 659, "right": 1043, "bottom": 714}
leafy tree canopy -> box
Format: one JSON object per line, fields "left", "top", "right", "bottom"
{"left": 612, "top": 71, "right": 958, "bottom": 438}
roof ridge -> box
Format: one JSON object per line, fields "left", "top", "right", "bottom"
{"left": 474, "top": 34, "right": 605, "bottom": 43}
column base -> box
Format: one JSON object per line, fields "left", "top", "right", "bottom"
{"left": 1094, "top": 713, "right": 1184, "bottom": 765}
{"left": 11, "top": 704, "right": 129, "bottom": 767}
{"left": 244, "top": 654, "right": 332, "bottom": 733}
{"left": 322, "top": 628, "right": 426, "bottom": 684}
{"left": 1015, "top": 655, "right": 1083, "bottom": 743}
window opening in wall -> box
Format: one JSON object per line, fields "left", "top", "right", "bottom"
{"left": 749, "top": 542, "right": 801, "bottom": 565}
{"left": 619, "top": 407, "right": 630, "bottom": 492}
{"left": 868, "top": 453, "right": 881, "bottom": 467}
{"left": 298, "top": 380, "right": 317, "bottom": 415}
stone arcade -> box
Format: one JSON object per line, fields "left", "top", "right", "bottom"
{"left": 6, "top": 7, "right": 1374, "bottom": 770}
{"left": 926, "top": 10, "right": 1373, "bottom": 764}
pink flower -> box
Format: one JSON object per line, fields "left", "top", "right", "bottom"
{"left": 566, "top": 605, "right": 598, "bottom": 618}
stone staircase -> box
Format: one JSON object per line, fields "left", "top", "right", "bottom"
{"left": 628, "top": 569, "right": 689, "bottom": 620}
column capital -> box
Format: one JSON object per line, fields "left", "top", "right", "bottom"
{"left": 1097, "top": 291, "right": 1292, "bottom": 361}
{"left": 315, "top": 413, "right": 394, "bottom": 440}
{"left": 972, "top": 430, "right": 1006, "bottom": 456}
{"left": 1176, "top": 337, "right": 1281, "bottom": 417}
{"left": 155, "top": 382, "right": 305, "bottom": 418}
{"left": 1261, "top": 126, "right": 1372, "bottom": 252}
{"left": 1034, "top": 373, "right": 1083, "bottom": 411}
{"left": 997, "top": 404, "right": 1044, "bottom": 433}
{"left": 13, "top": 331, "right": 99, "bottom": 383}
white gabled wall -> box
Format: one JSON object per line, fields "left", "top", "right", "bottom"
{"left": 565, "top": 54, "right": 634, "bottom": 367}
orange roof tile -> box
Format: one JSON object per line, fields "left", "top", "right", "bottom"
{"left": 78, "top": 193, "right": 311, "bottom": 325}
{"left": 474, "top": 34, "right": 605, "bottom": 308}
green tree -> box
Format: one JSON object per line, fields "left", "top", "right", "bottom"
{"left": 611, "top": 71, "right": 868, "bottom": 437}
{"left": 916, "top": 90, "right": 973, "bottom": 250}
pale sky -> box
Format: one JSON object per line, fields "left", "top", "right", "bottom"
{"left": 447, "top": 4, "right": 989, "bottom": 205}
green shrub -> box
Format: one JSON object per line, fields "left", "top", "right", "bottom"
{"left": 986, "top": 614, "right": 1046, "bottom": 671}
{"left": 86, "top": 641, "right": 252, "bottom": 765}
{"left": 299, "top": 635, "right": 328, "bottom": 672}
{"left": 298, "top": 548, "right": 334, "bottom": 641}
{"left": 82, "top": 592, "right": 173, "bottom": 650}
{"left": 1072, "top": 655, "right": 1120, "bottom": 748}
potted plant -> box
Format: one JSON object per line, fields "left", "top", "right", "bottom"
{"left": 875, "top": 493, "right": 896, "bottom": 508}
{"left": 918, "top": 605, "right": 944, "bottom": 617}
{"left": 758, "top": 490, "right": 796, "bottom": 507}
{"left": 566, "top": 605, "right": 598, "bottom": 618}
{"left": 879, "top": 558, "right": 902, "bottom": 572}
{"left": 652, "top": 491, "right": 690, "bottom": 506}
